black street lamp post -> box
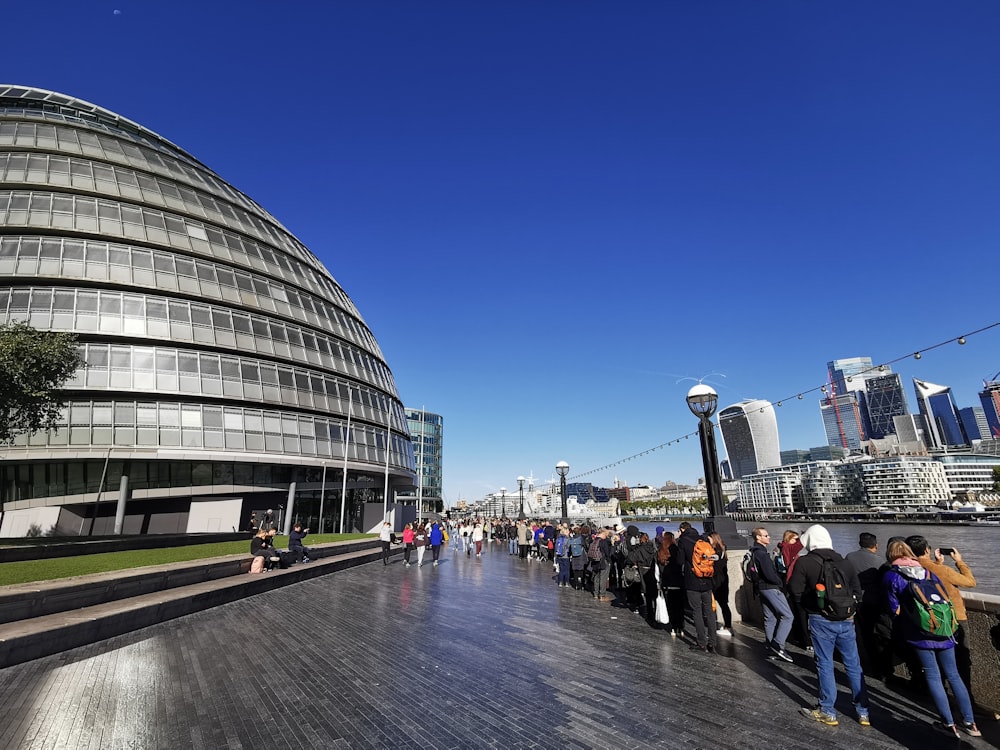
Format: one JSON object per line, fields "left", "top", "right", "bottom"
{"left": 686, "top": 384, "right": 744, "bottom": 549}
{"left": 556, "top": 461, "right": 569, "bottom": 524}
{"left": 517, "top": 475, "right": 526, "bottom": 519}
{"left": 499, "top": 487, "right": 506, "bottom": 518}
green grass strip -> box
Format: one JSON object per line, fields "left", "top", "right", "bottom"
{"left": 0, "top": 534, "right": 372, "bottom": 587}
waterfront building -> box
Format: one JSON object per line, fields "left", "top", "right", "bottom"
{"left": 865, "top": 372, "right": 909, "bottom": 439}
{"left": 800, "top": 461, "right": 868, "bottom": 514}
{"left": 979, "top": 380, "right": 1000, "bottom": 438}
{"left": 718, "top": 399, "right": 780, "bottom": 479}
{"left": 913, "top": 378, "right": 966, "bottom": 448}
{"left": 0, "top": 86, "right": 416, "bottom": 537}
{"left": 737, "top": 466, "right": 805, "bottom": 514}
{"left": 404, "top": 408, "right": 443, "bottom": 513}
{"left": 860, "top": 456, "right": 950, "bottom": 510}
{"left": 931, "top": 445, "right": 1000, "bottom": 500}
{"left": 565, "top": 482, "right": 613, "bottom": 509}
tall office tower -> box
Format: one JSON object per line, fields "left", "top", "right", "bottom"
{"left": 0, "top": 86, "right": 416, "bottom": 537}
{"left": 913, "top": 379, "right": 966, "bottom": 448}
{"left": 958, "top": 406, "right": 989, "bottom": 443}
{"left": 824, "top": 357, "right": 878, "bottom": 446}
{"left": 828, "top": 357, "right": 876, "bottom": 395}
{"left": 718, "top": 399, "right": 781, "bottom": 479}
{"left": 820, "top": 393, "right": 866, "bottom": 450}
{"left": 865, "top": 373, "right": 909, "bottom": 439}
{"left": 980, "top": 379, "right": 1000, "bottom": 438}
{"left": 405, "top": 409, "right": 444, "bottom": 508}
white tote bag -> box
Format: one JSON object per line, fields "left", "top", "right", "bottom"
{"left": 654, "top": 563, "right": 669, "bottom": 625}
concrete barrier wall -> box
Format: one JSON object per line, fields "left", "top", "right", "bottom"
{"left": 728, "top": 557, "right": 1000, "bottom": 717}
{"left": 0, "top": 539, "right": 381, "bottom": 625}
{"left": 0, "top": 533, "right": 250, "bottom": 562}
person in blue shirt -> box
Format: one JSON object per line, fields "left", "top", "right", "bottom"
{"left": 429, "top": 522, "right": 444, "bottom": 566}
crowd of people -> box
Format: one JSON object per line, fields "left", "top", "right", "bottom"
{"left": 397, "top": 516, "right": 982, "bottom": 739}
{"left": 744, "top": 524, "right": 980, "bottom": 737}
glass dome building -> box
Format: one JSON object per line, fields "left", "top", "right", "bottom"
{"left": 0, "top": 85, "right": 416, "bottom": 536}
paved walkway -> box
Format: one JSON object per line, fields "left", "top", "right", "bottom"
{"left": 1, "top": 541, "right": 995, "bottom": 749}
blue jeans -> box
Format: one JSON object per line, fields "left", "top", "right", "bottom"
{"left": 759, "top": 588, "right": 793, "bottom": 648}
{"left": 808, "top": 614, "right": 869, "bottom": 717}
{"left": 914, "top": 645, "right": 974, "bottom": 726}
{"left": 509, "top": 538, "right": 518, "bottom": 555}
{"left": 557, "top": 557, "right": 570, "bottom": 585}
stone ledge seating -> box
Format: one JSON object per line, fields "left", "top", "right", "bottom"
{"left": 0, "top": 538, "right": 398, "bottom": 669}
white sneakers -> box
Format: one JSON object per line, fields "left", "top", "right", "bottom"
{"left": 716, "top": 627, "right": 732, "bottom": 637}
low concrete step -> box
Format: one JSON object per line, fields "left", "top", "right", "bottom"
{"left": 0, "top": 538, "right": 380, "bottom": 624}
{"left": 0, "top": 542, "right": 400, "bottom": 669}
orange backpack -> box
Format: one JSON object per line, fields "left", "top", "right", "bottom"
{"left": 691, "top": 538, "right": 717, "bottom": 578}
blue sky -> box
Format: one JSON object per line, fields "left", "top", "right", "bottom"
{"left": 5, "top": 2, "right": 1000, "bottom": 504}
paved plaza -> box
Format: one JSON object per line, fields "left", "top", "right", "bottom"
{"left": 1, "top": 541, "right": 995, "bottom": 750}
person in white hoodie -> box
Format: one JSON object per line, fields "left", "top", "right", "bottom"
{"left": 788, "top": 524, "right": 870, "bottom": 728}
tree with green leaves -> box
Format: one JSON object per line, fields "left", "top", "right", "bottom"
{"left": 993, "top": 466, "right": 1000, "bottom": 492}
{"left": 0, "top": 322, "right": 84, "bottom": 443}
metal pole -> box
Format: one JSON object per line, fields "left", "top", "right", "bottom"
{"left": 417, "top": 406, "right": 425, "bottom": 515}
{"left": 340, "top": 388, "right": 353, "bottom": 533}
{"left": 560, "top": 475, "right": 568, "bottom": 522}
{"left": 81, "top": 447, "right": 113, "bottom": 536}
{"left": 318, "top": 463, "right": 327, "bottom": 534}
{"left": 382, "top": 425, "right": 391, "bottom": 522}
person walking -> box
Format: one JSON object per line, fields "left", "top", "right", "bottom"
{"left": 472, "top": 521, "right": 485, "bottom": 557}
{"left": 401, "top": 523, "right": 415, "bottom": 567}
{"left": 748, "top": 527, "right": 794, "bottom": 662}
{"left": 429, "top": 521, "right": 444, "bottom": 566}
{"left": 379, "top": 521, "right": 392, "bottom": 566}
{"left": 883, "top": 539, "right": 980, "bottom": 739}
{"left": 414, "top": 523, "right": 428, "bottom": 567}
{"left": 788, "top": 525, "right": 870, "bottom": 728}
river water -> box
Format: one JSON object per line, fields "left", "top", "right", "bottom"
{"left": 632, "top": 520, "right": 1000, "bottom": 597}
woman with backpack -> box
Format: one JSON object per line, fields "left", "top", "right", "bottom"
{"left": 883, "top": 540, "right": 980, "bottom": 739}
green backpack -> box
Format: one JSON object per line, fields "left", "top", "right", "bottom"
{"left": 897, "top": 569, "right": 956, "bottom": 639}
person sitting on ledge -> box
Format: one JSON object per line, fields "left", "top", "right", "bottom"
{"left": 288, "top": 522, "right": 312, "bottom": 564}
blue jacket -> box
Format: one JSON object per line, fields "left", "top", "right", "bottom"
{"left": 429, "top": 524, "right": 444, "bottom": 546}
{"left": 289, "top": 529, "right": 308, "bottom": 550}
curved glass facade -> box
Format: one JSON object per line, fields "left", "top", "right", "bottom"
{"left": 0, "top": 85, "right": 415, "bottom": 535}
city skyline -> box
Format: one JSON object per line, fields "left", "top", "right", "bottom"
{"left": 3, "top": 3, "right": 1000, "bottom": 505}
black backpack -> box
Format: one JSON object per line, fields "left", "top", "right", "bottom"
{"left": 816, "top": 557, "right": 857, "bottom": 621}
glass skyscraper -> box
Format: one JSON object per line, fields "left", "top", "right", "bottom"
{"left": 405, "top": 408, "right": 443, "bottom": 510}
{"left": 913, "top": 379, "right": 965, "bottom": 448}
{"left": 718, "top": 399, "right": 781, "bottom": 479}
{"left": 0, "top": 85, "right": 416, "bottom": 536}
{"left": 865, "top": 372, "right": 909, "bottom": 439}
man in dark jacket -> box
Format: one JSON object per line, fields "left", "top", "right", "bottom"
{"left": 749, "top": 527, "right": 794, "bottom": 662}
{"left": 788, "top": 524, "right": 869, "bottom": 728}
{"left": 288, "top": 523, "right": 311, "bottom": 563}
{"left": 677, "top": 522, "right": 716, "bottom": 653}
